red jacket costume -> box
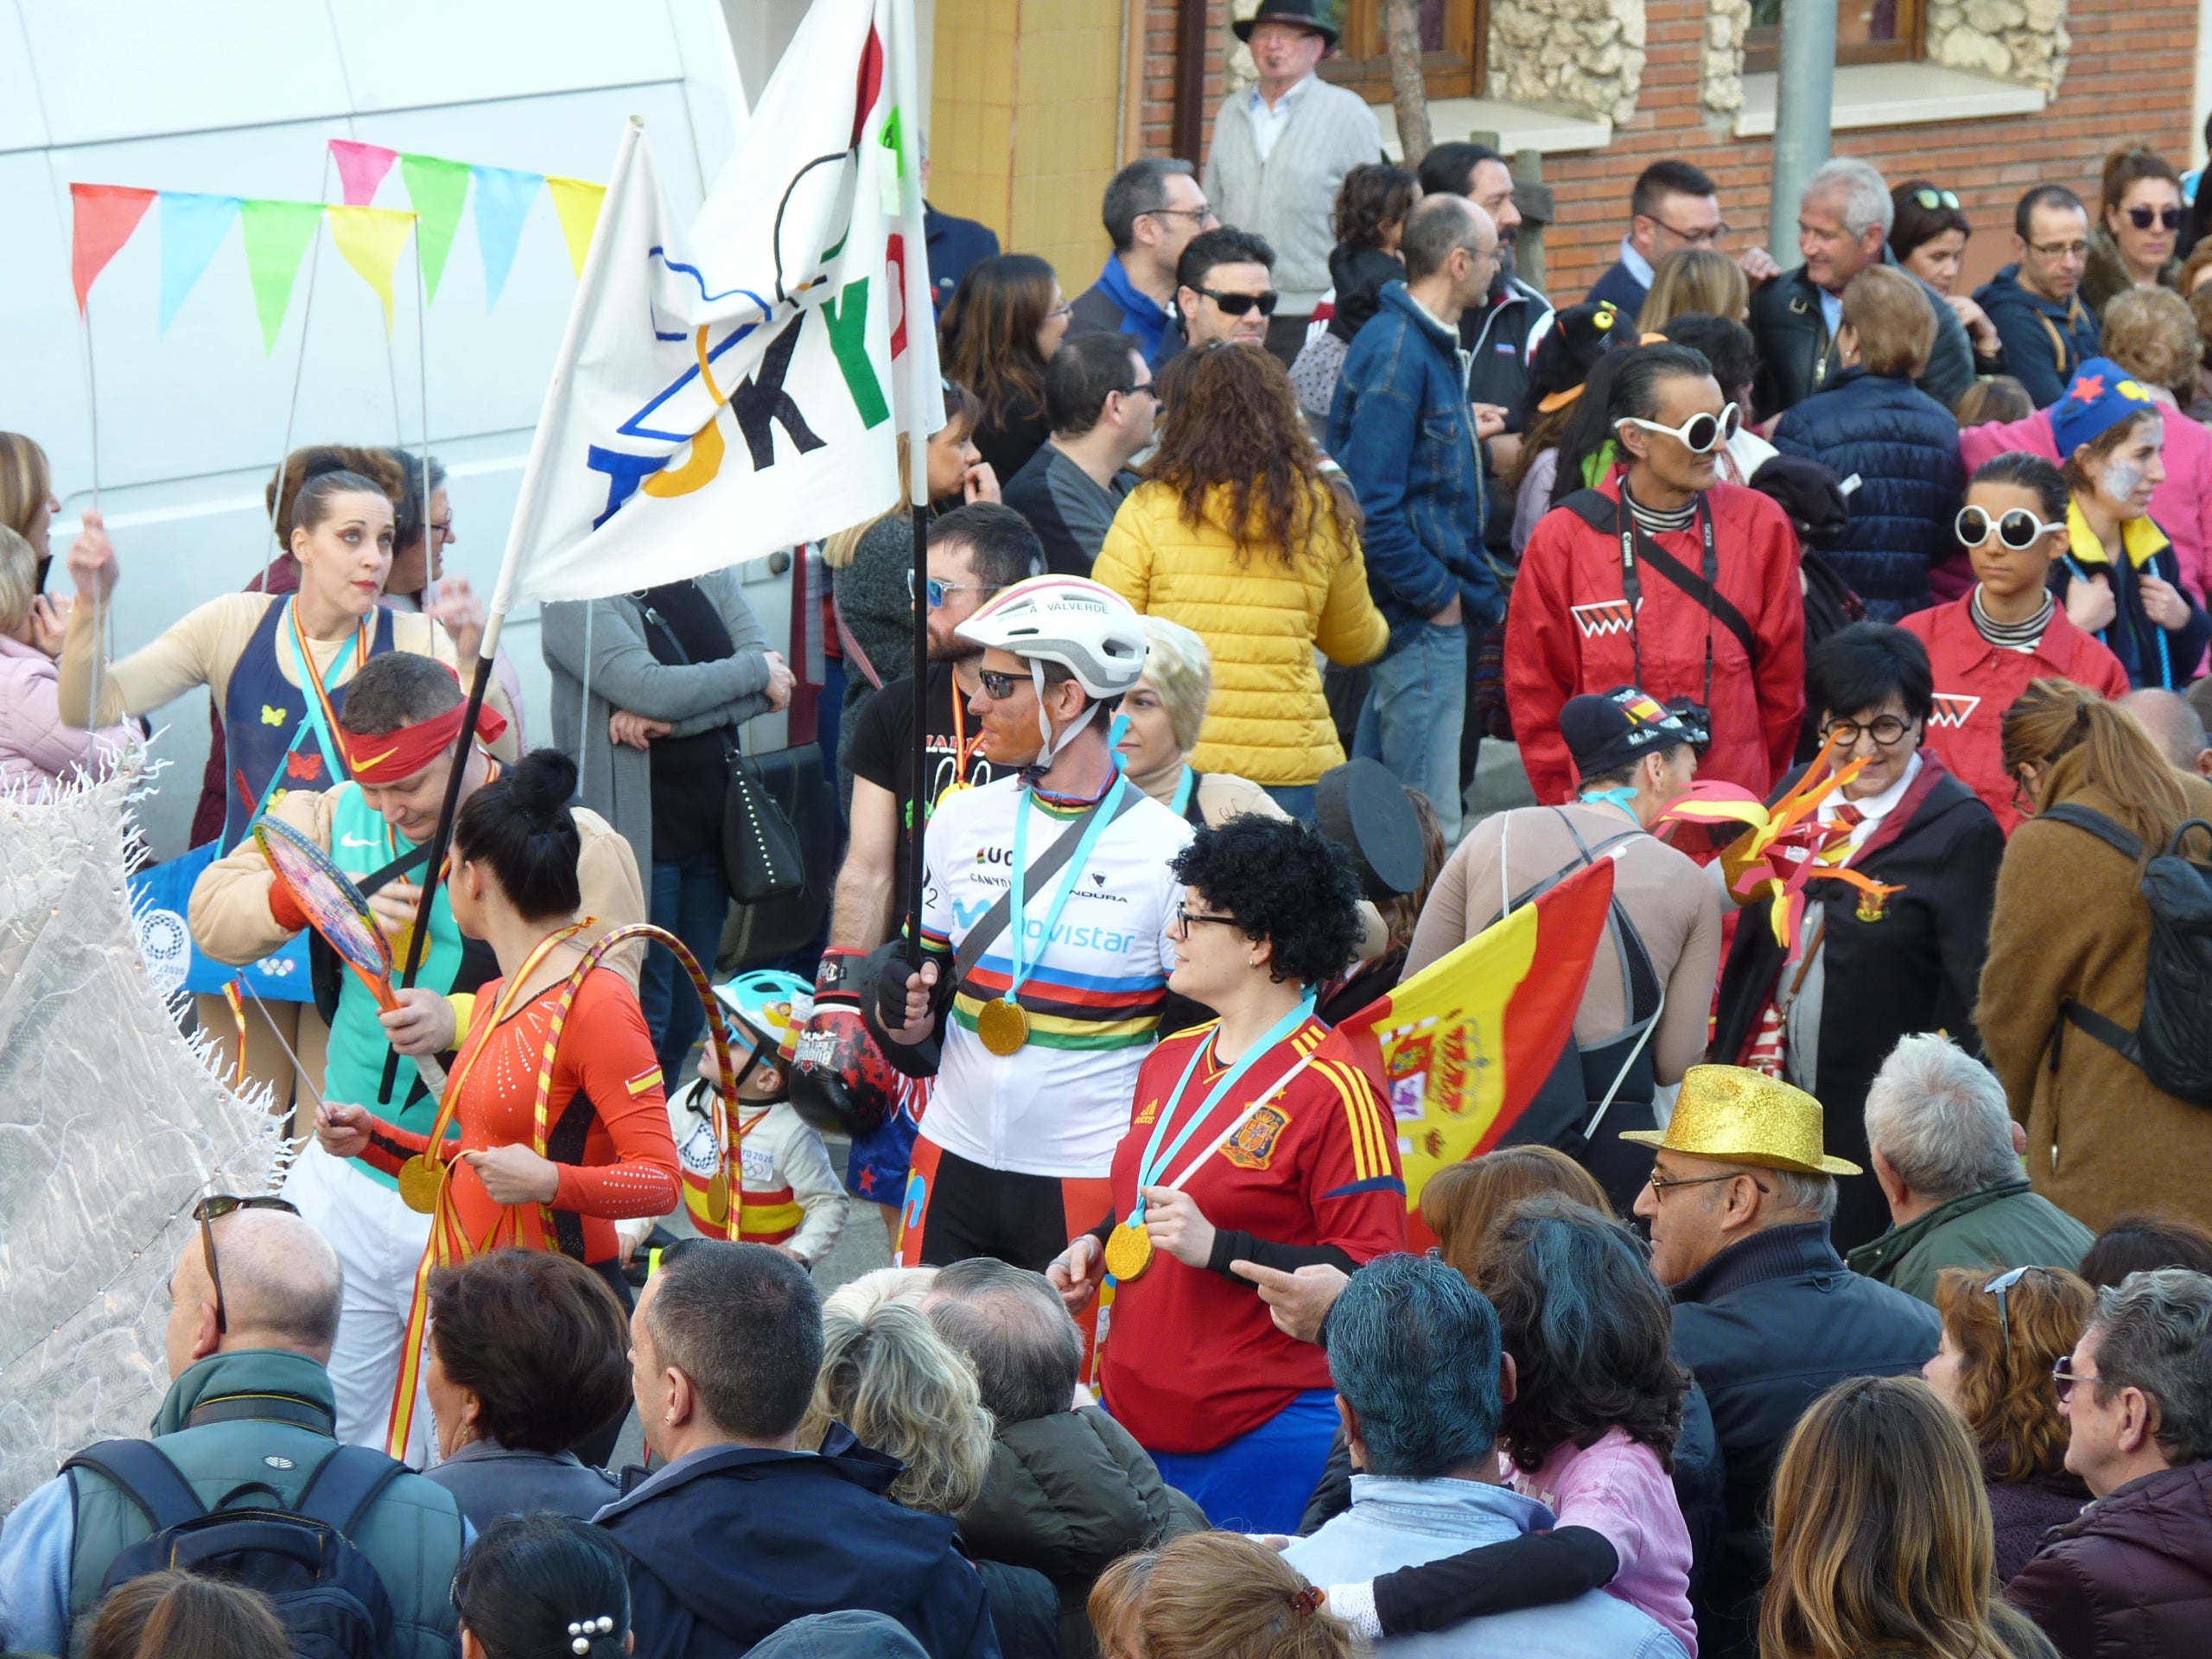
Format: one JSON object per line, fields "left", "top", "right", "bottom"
{"left": 1900, "top": 594, "right": 2129, "bottom": 834}
{"left": 1508, "top": 474, "right": 1806, "bottom": 804}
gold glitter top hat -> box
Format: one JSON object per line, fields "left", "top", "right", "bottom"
{"left": 1618, "top": 1064, "right": 1862, "bottom": 1176}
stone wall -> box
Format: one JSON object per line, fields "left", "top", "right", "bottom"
{"left": 1487, "top": 0, "right": 1648, "bottom": 124}
{"left": 1699, "top": 0, "right": 1753, "bottom": 119}
{"left": 1926, "top": 0, "right": 2073, "bottom": 95}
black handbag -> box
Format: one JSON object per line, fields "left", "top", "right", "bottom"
{"left": 636, "top": 594, "right": 807, "bottom": 905}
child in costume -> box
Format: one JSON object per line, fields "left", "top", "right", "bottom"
{"left": 671, "top": 971, "right": 849, "bottom": 1265}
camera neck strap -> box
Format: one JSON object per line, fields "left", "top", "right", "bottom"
{"left": 1615, "top": 493, "right": 1758, "bottom": 718}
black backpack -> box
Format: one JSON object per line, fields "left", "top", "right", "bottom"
{"left": 65, "top": 1438, "right": 402, "bottom": 1659}
{"left": 2041, "top": 805, "right": 2212, "bottom": 1105}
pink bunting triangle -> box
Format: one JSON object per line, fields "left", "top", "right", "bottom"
{"left": 328, "top": 139, "right": 400, "bottom": 207}
{"left": 70, "top": 184, "right": 156, "bottom": 314}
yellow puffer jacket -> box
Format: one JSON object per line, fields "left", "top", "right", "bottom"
{"left": 1094, "top": 478, "right": 1389, "bottom": 785}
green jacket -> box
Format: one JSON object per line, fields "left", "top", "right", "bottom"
{"left": 66, "top": 1350, "right": 465, "bottom": 1659}
{"left": 1846, "top": 1179, "right": 2096, "bottom": 1304}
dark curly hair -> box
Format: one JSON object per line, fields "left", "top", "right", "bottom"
{"left": 427, "top": 1248, "right": 632, "bottom": 1453}
{"left": 1473, "top": 1195, "right": 1689, "bottom": 1473}
{"left": 1170, "top": 814, "right": 1364, "bottom": 986}
{"left": 1333, "top": 162, "right": 1420, "bottom": 251}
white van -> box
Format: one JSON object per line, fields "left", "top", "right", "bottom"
{"left": 0, "top": 0, "right": 797, "bottom": 856}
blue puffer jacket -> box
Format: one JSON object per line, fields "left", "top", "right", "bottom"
{"left": 1771, "top": 366, "right": 1963, "bottom": 620}
{"left": 1327, "top": 281, "right": 1503, "bottom": 639}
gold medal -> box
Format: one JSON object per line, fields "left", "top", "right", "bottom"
{"left": 705, "top": 1166, "right": 731, "bottom": 1225}
{"left": 397, "top": 1154, "right": 445, "bottom": 1215}
{"left": 1104, "top": 1221, "right": 1154, "bottom": 1281}
{"left": 977, "top": 996, "right": 1030, "bottom": 1056}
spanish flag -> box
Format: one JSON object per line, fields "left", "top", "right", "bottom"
{"left": 1325, "top": 858, "right": 1616, "bottom": 1239}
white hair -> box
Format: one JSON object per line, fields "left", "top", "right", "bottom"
{"left": 1765, "top": 1166, "right": 1839, "bottom": 1221}
{"left": 1803, "top": 157, "right": 1894, "bottom": 239}
{"left": 822, "top": 1265, "right": 937, "bottom": 1320}
{"left": 1136, "top": 616, "right": 1213, "bottom": 755}
{"left": 1862, "top": 1032, "right": 2021, "bottom": 1202}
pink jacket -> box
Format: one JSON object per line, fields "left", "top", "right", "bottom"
{"left": 1960, "top": 402, "right": 2212, "bottom": 605}
{"left": 1510, "top": 1427, "right": 1698, "bottom": 1655}
{"left": 0, "top": 632, "right": 134, "bottom": 791}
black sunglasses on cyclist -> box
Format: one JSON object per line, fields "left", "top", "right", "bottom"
{"left": 1955, "top": 504, "right": 2065, "bottom": 550}
{"left": 1620, "top": 402, "right": 1741, "bottom": 455}
{"left": 2127, "top": 205, "right": 2185, "bottom": 232}
{"left": 1197, "top": 287, "right": 1280, "bottom": 317}
{"left": 193, "top": 1193, "right": 300, "bottom": 1335}
{"left": 1913, "top": 187, "right": 1961, "bottom": 211}
{"left": 976, "top": 668, "right": 1027, "bottom": 701}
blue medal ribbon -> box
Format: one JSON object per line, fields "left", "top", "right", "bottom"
{"left": 1128, "top": 993, "right": 1317, "bottom": 1228}
{"left": 1170, "top": 765, "right": 1196, "bottom": 819}
{"left": 1004, "top": 776, "right": 1128, "bottom": 1007}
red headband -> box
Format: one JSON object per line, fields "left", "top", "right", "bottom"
{"left": 339, "top": 695, "right": 508, "bottom": 785}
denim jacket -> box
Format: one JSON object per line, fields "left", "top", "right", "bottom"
{"left": 1282, "top": 1474, "right": 1688, "bottom": 1658}
{"left": 1327, "top": 283, "right": 1503, "bottom": 641}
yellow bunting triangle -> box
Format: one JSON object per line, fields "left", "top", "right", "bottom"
{"left": 325, "top": 205, "right": 417, "bottom": 330}
{"left": 544, "top": 175, "right": 607, "bottom": 278}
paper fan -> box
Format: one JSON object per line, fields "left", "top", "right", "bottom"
{"left": 254, "top": 816, "right": 397, "bottom": 1010}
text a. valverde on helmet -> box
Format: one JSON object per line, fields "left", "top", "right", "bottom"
{"left": 954, "top": 575, "right": 1149, "bottom": 699}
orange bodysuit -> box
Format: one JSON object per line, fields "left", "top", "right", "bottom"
{"left": 364, "top": 965, "right": 679, "bottom": 1265}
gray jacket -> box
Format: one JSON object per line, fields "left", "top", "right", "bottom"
{"left": 541, "top": 569, "right": 775, "bottom": 865}
{"left": 1204, "top": 76, "right": 1383, "bottom": 312}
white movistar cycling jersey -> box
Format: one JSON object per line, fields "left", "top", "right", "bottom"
{"left": 918, "top": 773, "right": 1192, "bottom": 1178}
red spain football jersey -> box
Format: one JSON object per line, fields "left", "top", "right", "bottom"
{"left": 1099, "top": 1016, "right": 1408, "bottom": 1454}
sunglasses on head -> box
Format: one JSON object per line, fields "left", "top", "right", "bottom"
{"left": 1620, "top": 402, "right": 1741, "bottom": 454}
{"left": 1913, "top": 187, "right": 1961, "bottom": 211}
{"left": 193, "top": 1193, "right": 300, "bottom": 1336}
{"left": 1956, "top": 504, "right": 2065, "bottom": 550}
{"left": 2127, "top": 205, "right": 2185, "bottom": 232}
{"left": 1983, "top": 1264, "right": 2052, "bottom": 1346}
{"left": 1197, "top": 286, "right": 1280, "bottom": 317}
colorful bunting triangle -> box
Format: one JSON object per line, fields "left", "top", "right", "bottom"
{"left": 157, "top": 193, "right": 241, "bottom": 334}
{"left": 238, "top": 199, "right": 326, "bottom": 352}
{"left": 69, "top": 183, "right": 156, "bottom": 314}
{"left": 469, "top": 166, "right": 542, "bottom": 308}
{"left": 543, "top": 175, "right": 607, "bottom": 278}
{"left": 326, "top": 205, "right": 417, "bottom": 330}
{"left": 397, "top": 153, "right": 470, "bottom": 302}
{"left": 329, "top": 139, "right": 400, "bottom": 207}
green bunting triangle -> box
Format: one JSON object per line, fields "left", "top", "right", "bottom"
{"left": 397, "top": 153, "right": 471, "bottom": 302}
{"left": 238, "top": 199, "right": 325, "bottom": 352}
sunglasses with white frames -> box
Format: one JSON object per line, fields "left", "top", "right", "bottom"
{"left": 1955, "top": 504, "right": 2067, "bottom": 551}
{"left": 1618, "top": 402, "right": 1742, "bottom": 455}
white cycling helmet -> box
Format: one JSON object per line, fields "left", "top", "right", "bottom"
{"left": 956, "top": 575, "right": 1150, "bottom": 766}
{"left": 955, "top": 575, "right": 1149, "bottom": 698}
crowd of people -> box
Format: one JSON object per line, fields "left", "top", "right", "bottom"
{"left": 9, "top": 3, "right": 2212, "bottom": 1656}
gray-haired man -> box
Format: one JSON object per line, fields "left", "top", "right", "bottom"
{"left": 1847, "top": 1033, "right": 2096, "bottom": 1304}
{"left": 2008, "top": 1268, "right": 2212, "bottom": 1659}
{"left": 1747, "top": 156, "right": 1974, "bottom": 415}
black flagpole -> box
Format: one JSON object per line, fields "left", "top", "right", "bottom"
{"left": 374, "top": 652, "right": 493, "bottom": 1105}
{"left": 905, "top": 497, "right": 929, "bottom": 972}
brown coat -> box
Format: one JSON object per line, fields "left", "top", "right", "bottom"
{"left": 1977, "top": 761, "right": 2212, "bottom": 1233}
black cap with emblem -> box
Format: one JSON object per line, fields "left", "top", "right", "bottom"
{"left": 1314, "top": 756, "right": 1425, "bottom": 901}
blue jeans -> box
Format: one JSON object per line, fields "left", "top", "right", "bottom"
{"left": 1354, "top": 620, "right": 1466, "bottom": 842}
{"left": 1262, "top": 784, "right": 1319, "bottom": 822}
{"left": 643, "top": 853, "right": 731, "bottom": 1081}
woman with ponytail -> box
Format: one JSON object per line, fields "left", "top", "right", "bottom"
{"left": 451, "top": 1514, "right": 633, "bottom": 1659}
{"left": 318, "top": 749, "right": 679, "bottom": 1295}
{"left": 1979, "top": 678, "right": 2212, "bottom": 1231}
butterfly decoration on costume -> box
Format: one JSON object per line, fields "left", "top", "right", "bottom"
{"left": 1657, "top": 733, "right": 1905, "bottom": 963}
{"left": 286, "top": 751, "right": 323, "bottom": 781}
{"left": 261, "top": 704, "right": 289, "bottom": 727}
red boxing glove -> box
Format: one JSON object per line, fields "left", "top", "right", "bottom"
{"left": 267, "top": 878, "right": 309, "bottom": 934}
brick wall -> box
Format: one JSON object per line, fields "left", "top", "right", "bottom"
{"left": 1132, "top": 0, "right": 2194, "bottom": 302}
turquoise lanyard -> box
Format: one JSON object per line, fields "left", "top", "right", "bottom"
{"left": 1004, "top": 777, "right": 1128, "bottom": 1004}
{"left": 1129, "top": 993, "right": 1317, "bottom": 1226}
{"left": 1171, "top": 765, "right": 1196, "bottom": 818}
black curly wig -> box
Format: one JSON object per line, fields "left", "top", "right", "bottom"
{"left": 1171, "top": 814, "right": 1365, "bottom": 986}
